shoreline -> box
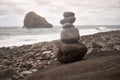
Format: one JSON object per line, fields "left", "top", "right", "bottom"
{"left": 0, "top": 30, "right": 120, "bottom": 80}
{"left": 0, "top": 28, "right": 119, "bottom": 48}
{"left": 0, "top": 29, "right": 119, "bottom": 48}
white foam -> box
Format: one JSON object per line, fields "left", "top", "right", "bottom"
{"left": 80, "top": 29, "right": 100, "bottom": 36}
{"left": 0, "top": 28, "right": 116, "bottom": 47}
{"left": 0, "top": 33, "right": 60, "bottom": 47}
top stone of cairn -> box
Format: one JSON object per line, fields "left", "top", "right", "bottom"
{"left": 63, "top": 12, "right": 75, "bottom": 18}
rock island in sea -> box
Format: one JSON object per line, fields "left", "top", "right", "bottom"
{"left": 24, "top": 11, "right": 53, "bottom": 28}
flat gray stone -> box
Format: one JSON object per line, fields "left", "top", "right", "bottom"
{"left": 62, "top": 23, "right": 74, "bottom": 29}
{"left": 61, "top": 27, "right": 80, "bottom": 43}
{"left": 60, "top": 16, "right": 76, "bottom": 24}
{"left": 63, "top": 12, "right": 75, "bottom": 18}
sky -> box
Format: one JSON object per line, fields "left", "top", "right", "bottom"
{"left": 0, "top": 0, "right": 120, "bottom": 26}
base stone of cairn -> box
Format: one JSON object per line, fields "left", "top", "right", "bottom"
{"left": 57, "top": 42, "right": 87, "bottom": 63}
{"left": 57, "top": 12, "right": 87, "bottom": 63}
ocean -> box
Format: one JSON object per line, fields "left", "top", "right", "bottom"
{"left": 0, "top": 25, "right": 120, "bottom": 47}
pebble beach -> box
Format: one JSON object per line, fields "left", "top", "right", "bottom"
{"left": 0, "top": 30, "right": 120, "bottom": 80}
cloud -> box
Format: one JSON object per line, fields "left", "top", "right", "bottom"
{"left": 0, "top": 0, "right": 120, "bottom": 25}
{"left": 0, "top": 0, "right": 26, "bottom": 16}
{"left": 34, "top": 0, "right": 52, "bottom": 5}
{"left": 34, "top": 0, "right": 120, "bottom": 25}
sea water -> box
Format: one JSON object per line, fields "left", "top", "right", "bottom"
{"left": 0, "top": 25, "right": 120, "bottom": 47}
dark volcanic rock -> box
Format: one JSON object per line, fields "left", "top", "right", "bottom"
{"left": 61, "top": 27, "right": 80, "bottom": 43}
{"left": 63, "top": 12, "right": 75, "bottom": 18}
{"left": 62, "top": 23, "right": 74, "bottom": 29}
{"left": 92, "top": 40, "right": 107, "bottom": 48}
{"left": 60, "top": 16, "right": 76, "bottom": 24}
{"left": 23, "top": 51, "right": 120, "bottom": 80}
{"left": 0, "top": 68, "right": 18, "bottom": 80}
{"left": 24, "top": 11, "right": 53, "bottom": 28}
{"left": 57, "top": 42, "right": 87, "bottom": 63}
{"left": 23, "top": 52, "right": 35, "bottom": 60}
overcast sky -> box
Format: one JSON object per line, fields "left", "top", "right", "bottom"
{"left": 0, "top": 0, "right": 120, "bottom": 26}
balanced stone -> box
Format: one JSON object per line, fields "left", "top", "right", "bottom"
{"left": 57, "top": 41, "right": 87, "bottom": 63}
{"left": 63, "top": 23, "right": 74, "bottom": 29}
{"left": 61, "top": 27, "right": 80, "bottom": 43}
{"left": 57, "top": 11, "right": 88, "bottom": 63}
{"left": 60, "top": 16, "right": 76, "bottom": 24}
{"left": 63, "top": 12, "right": 75, "bottom": 18}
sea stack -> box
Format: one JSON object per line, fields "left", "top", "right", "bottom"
{"left": 57, "top": 12, "right": 87, "bottom": 63}
{"left": 24, "top": 11, "right": 53, "bottom": 28}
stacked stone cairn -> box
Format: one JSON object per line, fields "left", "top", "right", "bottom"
{"left": 57, "top": 12, "right": 87, "bottom": 63}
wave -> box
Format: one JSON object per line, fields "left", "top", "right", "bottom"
{"left": 0, "top": 26, "right": 119, "bottom": 47}
{"left": 0, "top": 33, "right": 60, "bottom": 47}
{"left": 95, "top": 26, "right": 106, "bottom": 30}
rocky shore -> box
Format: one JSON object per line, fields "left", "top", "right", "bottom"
{"left": 0, "top": 30, "right": 120, "bottom": 80}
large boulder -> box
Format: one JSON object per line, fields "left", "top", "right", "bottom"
{"left": 24, "top": 11, "right": 53, "bottom": 28}
{"left": 57, "top": 41, "right": 87, "bottom": 63}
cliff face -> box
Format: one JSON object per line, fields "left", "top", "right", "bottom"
{"left": 24, "top": 11, "right": 53, "bottom": 28}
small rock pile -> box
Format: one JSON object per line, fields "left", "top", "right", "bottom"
{"left": 57, "top": 12, "right": 87, "bottom": 63}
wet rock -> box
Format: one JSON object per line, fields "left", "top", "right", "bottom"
{"left": 61, "top": 27, "right": 80, "bottom": 43}
{"left": 57, "top": 42, "right": 87, "bottom": 63}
